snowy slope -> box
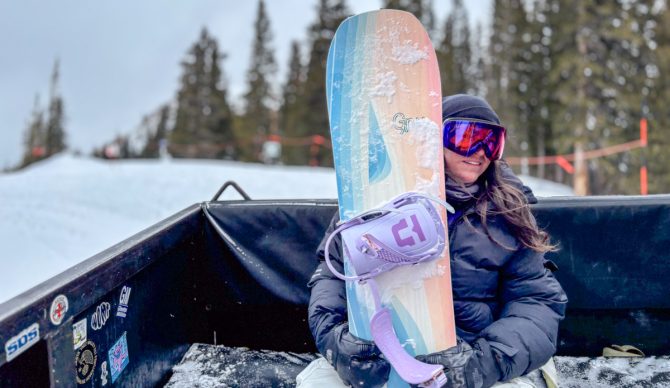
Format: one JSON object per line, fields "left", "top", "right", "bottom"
{"left": 0, "top": 154, "right": 572, "bottom": 303}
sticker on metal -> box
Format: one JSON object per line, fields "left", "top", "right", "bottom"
{"left": 4, "top": 322, "right": 40, "bottom": 362}
{"left": 73, "top": 318, "right": 87, "bottom": 350}
{"left": 108, "top": 332, "right": 129, "bottom": 383}
{"left": 101, "top": 360, "right": 109, "bottom": 386}
{"left": 116, "top": 286, "right": 132, "bottom": 318}
{"left": 75, "top": 340, "right": 97, "bottom": 384}
{"left": 50, "top": 294, "right": 69, "bottom": 325}
{"left": 90, "top": 302, "right": 111, "bottom": 331}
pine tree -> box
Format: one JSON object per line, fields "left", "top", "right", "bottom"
{"left": 470, "top": 23, "right": 488, "bottom": 97}
{"left": 136, "top": 115, "right": 153, "bottom": 158}
{"left": 118, "top": 135, "right": 130, "bottom": 159}
{"left": 45, "top": 59, "right": 67, "bottom": 156}
{"left": 545, "top": 0, "right": 656, "bottom": 194}
{"left": 279, "top": 41, "right": 308, "bottom": 165}
{"left": 423, "top": 0, "right": 436, "bottom": 39}
{"left": 382, "top": 0, "right": 435, "bottom": 36}
{"left": 171, "top": 28, "right": 235, "bottom": 159}
{"left": 647, "top": 0, "right": 670, "bottom": 194}
{"left": 241, "top": 0, "right": 277, "bottom": 162}
{"left": 209, "top": 43, "right": 237, "bottom": 160}
{"left": 590, "top": 1, "right": 655, "bottom": 194}
{"left": 437, "top": 0, "right": 471, "bottom": 96}
{"left": 298, "top": 0, "right": 350, "bottom": 166}
{"left": 486, "top": 0, "right": 572, "bottom": 182}
{"left": 504, "top": 0, "right": 545, "bottom": 168}
{"left": 141, "top": 105, "right": 170, "bottom": 158}
{"left": 618, "top": 0, "right": 664, "bottom": 194}
{"left": 451, "top": 0, "right": 471, "bottom": 94}
{"left": 154, "top": 105, "right": 170, "bottom": 156}
{"left": 530, "top": 0, "right": 556, "bottom": 180}
{"left": 20, "top": 59, "right": 67, "bottom": 168}
{"left": 488, "top": 0, "right": 516, "bottom": 125}
{"left": 437, "top": 14, "right": 456, "bottom": 95}
{"left": 21, "top": 95, "right": 46, "bottom": 167}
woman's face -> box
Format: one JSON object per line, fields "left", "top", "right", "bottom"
{"left": 443, "top": 147, "right": 491, "bottom": 185}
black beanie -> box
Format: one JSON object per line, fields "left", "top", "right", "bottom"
{"left": 441, "top": 94, "right": 501, "bottom": 124}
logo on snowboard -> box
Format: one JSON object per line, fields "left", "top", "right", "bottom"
{"left": 392, "top": 112, "right": 423, "bottom": 135}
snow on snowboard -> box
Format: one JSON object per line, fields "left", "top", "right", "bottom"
{"left": 326, "top": 9, "right": 456, "bottom": 387}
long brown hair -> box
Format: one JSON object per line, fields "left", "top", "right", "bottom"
{"left": 473, "top": 161, "right": 558, "bottom": 253}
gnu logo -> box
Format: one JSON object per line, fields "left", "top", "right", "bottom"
{"left": 391, "top": 214, "right": 426, "bottom": 247}
{"left": 392, "top": 113, "right": 412, "bottom": 134}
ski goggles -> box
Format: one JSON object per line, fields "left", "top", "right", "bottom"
{"left": 443, "top": 118, "right": 506, "bottom": 161}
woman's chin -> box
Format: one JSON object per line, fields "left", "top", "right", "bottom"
{"left": 451, "top": 173, "right": 479, "bottom": 185}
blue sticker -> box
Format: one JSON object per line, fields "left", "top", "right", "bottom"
{"left": 108, "top": 332, "right": 129, "bottom": 383}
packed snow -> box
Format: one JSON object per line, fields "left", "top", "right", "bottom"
{"left": 0, "top": 153, "right": 572, "bottom": 303}
{"left": 165, "top": 344, "right": 317, "bottom": 388}
{"left": 554, "top": 356, "right": 670, "bottom": 387}
{"left": 166, "top": 344, "right": 670, "bottom": 387}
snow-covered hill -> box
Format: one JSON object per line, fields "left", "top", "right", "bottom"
{"left": 0, "top": 154, "right": 572, "bottom": 303}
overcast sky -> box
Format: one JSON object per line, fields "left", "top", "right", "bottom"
{"left": 0, "top": 0, "right": 491, "bottom": 168}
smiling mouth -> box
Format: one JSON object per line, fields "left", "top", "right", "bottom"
{"left": 463, "top": 160, "right": 482, "bottom": 166}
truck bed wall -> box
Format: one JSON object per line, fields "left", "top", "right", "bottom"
{"left": 1, "top": 195, "right": 669, "bottom": 387}
{"left": 0, "top": 205, "right": 211, "bottom": 387}
{"left": 203, "top": 196, "right": 670, "bottom": 358}
{"left": 534, "top": 196, "right": 670, "bottom": 356}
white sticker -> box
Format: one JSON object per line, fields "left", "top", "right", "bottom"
{"left": 101, "top": 360, "right": 109, "bottom": 386}
{"left": 73, "top": 318, "right": 87, "bottom": 349}
{"left": 116, "top": 286, "right": 131, "bottom": 318}
{"left": 5, "top": 323, "right": 40, "bottom": 362}
{"left": 91, "top": 302, "right": 111, "bottom": 331}
{"left": 50, "top": 294, "right": 69, "bottom": 325}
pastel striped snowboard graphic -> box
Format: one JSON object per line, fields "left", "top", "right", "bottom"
{"left": 326, "top": 9, "right": 456, "bottom": 387}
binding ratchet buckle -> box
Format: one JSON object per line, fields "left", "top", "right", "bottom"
{"left": 325, "top": 192, "right": 454, "bottom": 387}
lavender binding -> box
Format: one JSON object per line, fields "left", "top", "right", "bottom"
{"left": 324, "top": 192, "right": 454, "bottom": 387}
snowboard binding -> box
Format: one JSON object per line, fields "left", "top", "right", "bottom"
{"left": 324, "top": 192, "right": 454, "bottom": 387}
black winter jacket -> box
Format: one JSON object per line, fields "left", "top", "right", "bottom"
{"left": 307, "top": 178, "right": 568, "bottom": 382}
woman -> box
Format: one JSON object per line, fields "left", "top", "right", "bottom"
{"left": 299, "top": 94, "right": 567, "bottom": 388}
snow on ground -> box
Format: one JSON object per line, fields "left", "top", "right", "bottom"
{"left": 165, "top": 345, "right": 670, "bottom": 387}
{"left": 0, "top": 153, "right": 572, "bottom": 303}
{"left": 555, "top": 356, "right": 670, "bottom": 387}
{"left": 517, "top": 174, "right": 575, "bottom": 197}
{"left": 165, "top": 344, "right": 317, "bottom": 388}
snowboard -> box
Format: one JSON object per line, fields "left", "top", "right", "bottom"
{"left": 326, "top": 9, "right": 456, "bottom": 387}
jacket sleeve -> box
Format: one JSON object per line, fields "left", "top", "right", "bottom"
{"left": 477, "top": 246, "right": 568, "bottom": 381}
{"left": 307, "top": 212, "right": 347, "bottom": 356}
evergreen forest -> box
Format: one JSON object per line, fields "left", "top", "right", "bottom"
{"left": 19, "top": 0, "right": 670, "bottom": 195}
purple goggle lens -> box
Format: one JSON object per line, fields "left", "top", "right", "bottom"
{"left": 442, "top": 118, "right": 506, "bottom": 161}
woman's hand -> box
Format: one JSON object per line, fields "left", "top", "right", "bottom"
{"left": 328, "top": 322, "right": 390, "bottom": 388}
{"left": 415, "top": 338, "right": 501, "bottom": 388}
